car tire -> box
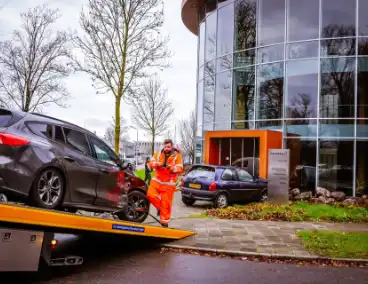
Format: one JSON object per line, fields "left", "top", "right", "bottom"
{"left": 182, "top": 196, "right": 196, "bottom": 206}
{"left": 30, "top": 168, "right": 65, "bottom": 210}
{"left": 259, "top": 190, "right": 268, "bottom": 203}
{"left": 214, "top": 193, "right": 228, "bottom": 208}
{"left": 117, "top": 190, "right": 149, "bottom": 223}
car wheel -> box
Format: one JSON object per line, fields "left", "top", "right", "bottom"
{"left": 30, "top": 168, "right": 65, "bottom": 210}
{"left": 215, "top": 193, "right": 228, "bottom": 208}
{"left": 117, "top": 190, "right": 149, "bottom": 223}
{"left": 182, "top": 196, "right": 196, "bottom": 206}
{"left": 259, "top": 190, "right": 268, "bottom": 203}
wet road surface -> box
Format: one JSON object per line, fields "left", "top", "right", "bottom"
{"left": 2, "top": 234, "right": 367, "bottom": 284}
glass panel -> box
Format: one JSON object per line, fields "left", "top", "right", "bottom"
{"left": 256, "top": 120, "right": 282, "bottom": 130}
{"left": 257, "top": 62, "right": 284, "bottom": 120}
{"left": 318, "top": 140, "right": 354, "bottom": 196}
{"left": 196, "top": 80, "right": 204, "bottom": 137}
{"left": 356, "top": 120, "right": 368, "bottom": 138}
{"left": 235, "top": 0, "right": 257, "bottom": 51}
{"left": 199, "top": 23, "right": 205, "bottom": 67}
{"left": 358, "top": 0, "right": 368, "bottom": 36}
{"left": 220, "top": 138, "right": 231, "bottom": 166}
{"left": 320, "top": 57, "right": 355, "bottom": 118}
{"left": 286, "top": 60, "right": 318, "bottom": 119}
{"left": 232, "top": 121, "right": 255, "bottom": 129}
{"left": 230, "top": 138, "right": 243, "bottom": 166}
{"left": 234, "top": 49, "right": 256, "bottom": 67}
{"left": 287, "top": 139, "right": 317, "bottom": 191}
{"left": 358, "top": 57, "right": 368, "bottom": 118}
{"left": 257, "top": 44, "right": 284, "bottom": 64}
{"left": 356, "top": 141, "right": 368, "bottom": 196}
{"left": 63, "top": 128, "right": 91, "bottom": 156}
{"left": 287, "top": 0, "right": 319, "bottom": 41}
{"left": 258, "top": 0, "right": 285, "bottom": 46}
{"left": 205, "top": 11, "right": 217, "bottom": 62}
{"left": 215, "top": 71, "right": 232, "bottom": 130}
{"left": 319, "top": 119, "right": 355, "bottom": 137}
{"left": 320, "top": 38, "right": 356, "bottom": 57}
{"left": 217, "top": 54, "right": 233, "bottom": 72}
{"left": 203, "top": 76, "right": 215, "bottom": 131}
{"left": 233, "top": 67, "right": 255, "bottom": 125}
{"left": 198, "top": 65, "right": 204, "bottom": 80}
{"left": 285, "top": 120, "right": 317, "bottom": 137}
{"left": 287, "top": 41, "right": 319, "bottom": 60}
{"left": 204, "top": 60, "right": 216, "bottom": 78}
{"left": 321, "top": 0, "right": 356, "bottom": 38}
{"left": 358, "top": 37, "right": 368, "bottom": 56}
{"left": 217, "top": 3, "right": 234, "bottom": 57}
{"left": 195, "top": 141, "right": 203, "bottom": 164}
{"left": 243, "top": 138, "right": 259, "bottom": 176}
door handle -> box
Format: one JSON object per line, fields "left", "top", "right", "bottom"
{"left": 63, "top": 156, "right": 75, "bottom": 163}
{"left": 100, "top": 168, "right": 109, "bottom": 174}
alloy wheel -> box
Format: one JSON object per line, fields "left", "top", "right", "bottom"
{"left": 216, "top": 194, "right": 228, "bottom": 208}
{"left": 37, "top": 170, "right": 62, "bottom": 206}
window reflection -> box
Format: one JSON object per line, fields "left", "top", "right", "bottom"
{"left": 258, "top": 0, "right": 285, "bottom": 46}
{"left": 235, "top": 0, "right": 256, "bottom": 51}
{"left": 359, "top": 0, "right": 368, "bottom": 36}
{"left": 217, "top": 3, "right": 234, "bottom": 57}
{"left": 233, "top": 67, "right": 255, "bottom": 127}
{"left": 215, "top": 71, "right": 232, "bottom": 130}
{"left": 320, "top": 57, "right": 355, "bottom": 118}
{"left": 198, "top": 23, "right": 205, "bottom": 67}
{"left": 286, "top": 60, "right": 318, "bottom": 119}
{"left": 358, "top": 57, "right": 368, "bottom": 118}
{"left": 195, "top": 141, "right": 203, "bottom": 164}
{"left": 287, "top": 139, "right": 317, "bottom": 192}
{"left": 319, "top": 119, "right": 355, "bottom": 137}
{"left": 196, "top": 80, "right": 204, "bottom": 137}
{"left": 257, "top": 44, "right": 284, "bottom": 64}
{"left": 287, "top": 41, "right": 319, "bottom": 60}
{"left": 285, "top": 120, "right": 317, "bottom": 137}
{"left": 287, "top": 0, "right": 319, "bottom": 41}
{"left": 320, "top": 38, "right": 356, "bottom": 57}
{"left": 358, "top": 38, "right": 368, "bottom": 56}
{"left": 204, "top": 60, "right": 216, "bottom": 78}
{"left": 356, "top": 120, "right": 368, "bottom": 137}
{"left": 234, "top": 49, "right": 255, "bottom": 67}
{"left": 257, "top": 62, "right": 284, "bottom": 120}
{"left": 321, "top": 0, "right": 356, "bottom": 38}
{"left": 318, "top": 140, "right": 354, "bottom": 196}
{"left": 205, "top": 11, "right": 217, "bottom": 62}
{"left": 203, "top": 76, "right": 215, "bottom": 131}
{"left": 256, "top": 120, "right": 282, "bottom": 130}
{"left": 356, "top": 141, "right": 368, "bottom": 196}
{"left": 217, "top": 55, "right": 233, "bottom": 72}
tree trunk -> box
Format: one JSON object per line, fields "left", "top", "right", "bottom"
{"left": 114, "top": 98, "right": 121, "bottom": 154}
{"left": 151, "top": 134, "right": 155, "bottom": 156}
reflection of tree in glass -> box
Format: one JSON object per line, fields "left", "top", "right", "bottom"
{"left": 320, "top": 24, "right": 355, "bottom": 119}
{"left": 358, "top": 39, "right": 368, "bottom": 117}
{"left": 287, "top": 93, "right": 313, "bottom": 121}
{"left": 235, "top": 0, "right": 256, "bottom": 51}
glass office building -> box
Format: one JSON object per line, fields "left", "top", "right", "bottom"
{"left": 181, "top": 0, "right": 368, "bottom": 196}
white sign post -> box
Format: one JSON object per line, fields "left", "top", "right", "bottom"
{"left": 267, "top": 149, "right": 290, "bottom": 204}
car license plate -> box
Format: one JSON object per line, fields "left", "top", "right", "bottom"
{"left": 189, "top": 183, "right": 201, "bottom": 189}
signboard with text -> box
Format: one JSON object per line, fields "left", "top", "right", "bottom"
{"left": 267, "top": 149, "right": 290, "bottom": 204}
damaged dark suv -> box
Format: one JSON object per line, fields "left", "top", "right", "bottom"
{"left": 0, "top": 108, "right": 149, "bottom": 223}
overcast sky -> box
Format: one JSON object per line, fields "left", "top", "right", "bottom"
{"left": 0, "top": 0, "right": 197, "bottom": 142}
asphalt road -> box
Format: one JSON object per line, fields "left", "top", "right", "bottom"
{"left": 3, "top": 240, "right": 367, "bottom": 284}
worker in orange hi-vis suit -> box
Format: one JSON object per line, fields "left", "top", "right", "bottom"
{"left": 147, "top": 139, "right": 183, "bottom": 227}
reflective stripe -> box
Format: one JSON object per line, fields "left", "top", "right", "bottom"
{"left": 152, "top": 177, "right": 176, "bottom": 186}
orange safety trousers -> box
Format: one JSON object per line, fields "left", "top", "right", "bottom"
{"left": 146, "top": 179, "right": 175, "bottom": 225}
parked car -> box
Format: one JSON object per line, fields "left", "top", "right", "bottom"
{"left": 0, "top": 108, "right": 149, "bottom": 223}
{"left": 180, "top": 164, "right": 268, "bottom": 208}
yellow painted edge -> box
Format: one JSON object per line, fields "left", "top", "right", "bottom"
{"left": 0, "top": 204, "right": 195, "bottom": 240}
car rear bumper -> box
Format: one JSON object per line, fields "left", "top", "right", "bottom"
{"left": 181, "top": 187, "right": 216, "bottom": 201}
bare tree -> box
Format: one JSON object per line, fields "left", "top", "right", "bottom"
{"left": 104, "top": 116, "right": 129, "bottom": 148}
{"left": 131, "top": 76, "right": 174, "bottom": 155}
{"left": 179, "top": 111, "right": 196, "bottom": 164}
{"left": 72, "top": 0, "right": 171, "bottom": 154}
{"left": 0, "top": 4, "right": 72, "bottom": 112}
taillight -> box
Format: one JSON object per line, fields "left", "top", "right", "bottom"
{"left": 181, "top": 179, "right": 184, "bottom": 187}
{"left": 209, "top": 182, "right": 216, "bottom": 191}
{"left": 0, "top": 132, "right": 30, "bottom": 146}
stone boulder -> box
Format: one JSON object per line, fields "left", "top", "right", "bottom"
{"left": 331, "top": 191, "right": 346, "bottom": 201}
{"left": 291, "top": 188, "right": 301, "bottom": 196}
{"left": 294, "top": 191, "right": 312, "bottom": 201}
{"left": 316, "top": 187, "right": 331, "bottom": 198}
{"left": 342, "top": 197, "right": 357, "bottom": 205}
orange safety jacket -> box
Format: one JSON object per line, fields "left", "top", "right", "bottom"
{"left": 148, "top": 147, "right": 183, "bottom": 188}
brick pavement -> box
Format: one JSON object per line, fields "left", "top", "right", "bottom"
{"left": 166, "top": 218, "right": 368, "bottom": 258}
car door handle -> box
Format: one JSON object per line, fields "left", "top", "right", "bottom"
{"left": 63, "top": 156, "right": 75, "bottom": 163}
{"left": 100, "top": 168, "right": 109, "bottom": 174}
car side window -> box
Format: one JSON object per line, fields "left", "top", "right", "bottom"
{"left": 54, "top": 125, "right": 65, "bottom": 144}
{"left": 89, "top": 135, "right": 119, "bottom": 166}
{"left": 27, "top": 122, "right": 53, "bottom": 139}
{"left": 222, "top": 169, "right": 236, "bottom": 181}
{"left": 237, "top": 169, "right": 254, "bottom": 182}
{"left": 62, "top": 128, "right": 91, "bottom": 156}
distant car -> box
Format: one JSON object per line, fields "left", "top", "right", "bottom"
{"left": 0, "top": 108, "right": 149, "bottom": 223}
{"left": 180, "top": 164, "right": 268, "bottom": 208}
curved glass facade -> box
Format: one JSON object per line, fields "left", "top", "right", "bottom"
{"left": 194, "top": 0, "right": 368, "bottom": 196}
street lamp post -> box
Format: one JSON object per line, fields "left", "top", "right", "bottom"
{"left": 130, "top": 126, "right": 138, "bottom": 167}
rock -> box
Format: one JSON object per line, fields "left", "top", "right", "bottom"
{"left": 342, "top": 198, "right": 356, "bottom": 205}
{"left": 316, "top": 187, "right": 331, "bottom": 198}
{"left": 331, "top": 191, "right": 346, "bottom": 201}
{"left": 294, "top": 191, "right": 312, "bottom": 201}
{"left": 310, "top": 197, "right": 320, "bottom": 204}
{"left": 362, "top": 195, "right": 368, "bottom": 200}
{"left": 326, "top": 198, "right": 335, "bottom": 205}
{"left": 317, "top": 196, "right": 328, "bottom": 204}
{"left": 291, "top": 188, "right": 301, "bottom": 196}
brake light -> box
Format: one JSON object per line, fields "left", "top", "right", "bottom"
{"left": 209, "top": 182, "right": 216, "bottom": 191}
{"left": 0, "top": 132, "right": 30, "bottom": 146}
{"left": 181, "top": 179, "right": 184, "bottom": 188}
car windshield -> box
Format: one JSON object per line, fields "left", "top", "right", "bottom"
{"left": 186, "top": 166, "right": 216, "bottom": 180}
